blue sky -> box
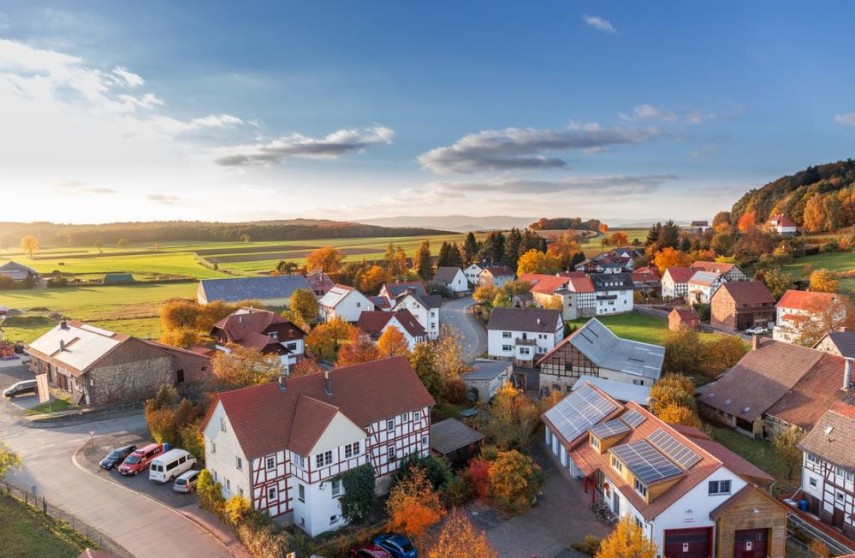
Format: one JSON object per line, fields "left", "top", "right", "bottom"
{"left": 2, "top": 1, "right": 855, "bottom": 224}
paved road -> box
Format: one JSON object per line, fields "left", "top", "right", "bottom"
{"left": 0, "top": 365, "right": 232, "bottom": 558}
{"left": 440, "top": 295, "right": 487, "bottom": 362}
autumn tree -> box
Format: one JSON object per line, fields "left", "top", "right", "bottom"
{"left": 702, "top": 335, "right": 748, "bottom": 377}
{"left": 276, "top": 260, "right": 300, "bottom": 274}
{"left": 384, "top": 243, "right": 409, "bottom": 279}
{"left": 516, "top": 248, "right": 560, "bottom": 275}
{"left": 809, "top": 268, "right": 839, "bottom": 293}
{"left": 652, "top": 247, "right": 693, "bottom": 274}
{"left": 377, "top": 326, "right": 410, "bottom": 358}
{"left": 336, "top": 330, "right": 381, "bottom": 366}
{"left": 650, "top": 374, "right": 696, "bottom": 416}
{"left": 482, "top": 382, "right": 540, "bottom": 449}
{"left": 0, "top": 441, "right": 22, "bottom": 479}
{"left": 540, "top": 389, "right": 567, "bottom": 413}
{"left": 159, "top": 299, "right": 251, "bottom": 348}
{"left": 425, "top": 508, "right": 498, "bottom": 558}
{"left": 414, "top": 240, "right": 433, "bottom": 281}
{"left": 386, "top": 467, "right": 446, "bottom": 538}
{"left": 409, "top": 342, "right": 443, "bottom": 399}
{"left": 803, "top": 195, "right": 841, "bottom": 233}
{"left": 306, "top": 246, "right": 344, "bottom": 273}
{"left": 771, "top": 426, "right": 805, "bottom": 480}
{"left": 473, "top": 285, "right": 498, "bottom": 308}
{"left": 212, "top": 344, "right": 282, "bottom": 390}
{"left": 488, "top": 450, "right": 542, "bottom": 516}
{"left": 305, "top": 318, "right": 356, "bottom": 359}
{"left": 19, "top": 235, "right": 39, "bottom": 258}
{"left": 755, "top": 267, "right": 794, "bottom": 299}
{"left": 657, "top": 403, "right": 702, "bottom": 428}
{"left": 712, "top": 211, "right": 731, "bottom": 231}
{"left": 609, "top": 231, "right": 629, "bottom": 246}
{"left": 596, "top": 517, "right": 657, "bottom": 558}
{"left": 432, "top": 326, "right": 469, "bottom": 382}
{"left": 796, "top": 296, "right": 855, "bottom": 347}
{"left": 290, "top": 357, "right": 325, "bottom": 377}
{"left": 737, "top": 210, "right": 756, "bottom": 233}
{"left": 662, "top": 327, "right": 705, "bottom": 374}
{"left": 547, "top": 234, "right": 584, "bottom": 270}
{"left": 289, "top": 288, "right": 319, "bottom": 325}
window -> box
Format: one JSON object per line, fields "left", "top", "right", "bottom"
{"left": 298, "top": 484, "right": 305, "bottom": 502}
{"left": 708, "top": 480, "right": 731, "bottom": 495}
{"left": 235, "top": 456, "right": 243, "bottom": 470}
{"left": 401, "top": 412, "right": 409, "bottom": 421}
{"left": 176, "top": 369, "right": 185, "bottom": 383}
{"left": 807, "top": 453, "right": 818, "bottom": 463}
{"left": 836, "top": 492, "right": 844, "bottom": 503}
{"left": 421, "top": 436, "right": 428, "bottom": 447}
{"left": 330, "top": 515, "right": 338, "bottom": 525}
{"left": 836, "top": 466, "right": 844, "bottom": 476}
{"left": 268, "top": 331, "right": 278, "bottom": 340}
{"left": 213, "top": 470, "right": 218, "bottom": 482}
{"left": 315, "top": 451, "right": 332, "bottom": 468}
{"left": 268, "top": 486, "right": 278, "bottom": 500}
{"left": 344, "top": 442, "right": 360, "bottom": 458}
{"left": 387, "top": 419, "right": 395, "bottom": 432}
{"left": 266, "top": 456, "right": 275, "bottom": 471}
{"left": 502, "top": 344, "right": 513, "bottom": 352}
{"left": 293, "top": 454, "right": 305, "bottom": 469}
{"left": 414, "top": 411, "right": 421, "bottom": 421}
{"left": 356, "top": 302, "right": 361, "bottom": 308}
{"left": 809, "top": 478, "right": 818, "bottom": 487}
{"left": 847, "top": 471, "right": 854, "bottom": 481}
{"left": 519, "top": 348, "right": 530, "bottom": 355}
{"left": 611, "top": 457, "right": 623, "bottom": 473}
{"left": 388, "top": 445, "right": 396, "bottom": 460}
{"left": 590, "top": 437, "right": 600, "bottom": 450}
{"left": 211, "top": 441, "right": 217, "bottom": 454}
{"left": 331, "top": 478, "right": 341, "bottom": 498}
{"left": 634, "top": 478, "right": 647, "bottom": 497}
{"left": 220, "top": 417, "right": 227, "bottom": 432}
{"left": 238, "top": 487, "right": 244, "bottom": 498}
{"left": 502, "top": 331, "right": 512, "bottom": 338}
{"left": 632, "top": 379, "right": 644, "bottom": 386}
{"left": 285, "top": 342, "right": 297, "bottom": 351}
{"left": 226, "top": 479, "right": 231, "bottom": 491}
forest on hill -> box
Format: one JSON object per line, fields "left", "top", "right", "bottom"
{"left": 0, "top": 219, "right": 451, "bottom": 248}
{"left": 731, "top": 159, "right": 855, "bottom": 232}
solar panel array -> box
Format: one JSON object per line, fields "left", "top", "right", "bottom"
{"left": 590, "top": 419, "right": 631, "bottom": 440}
{"left": 611, "top": 440, "right": 682, "bottom": 484}
{"left": 648, "top": 429, "right": 702, "bottom": 470}
{"left": 544, "top": 382, "right": 619, "bottom": 443}
{"left": 620, "top": 408, "right": 646, "bottom": 428}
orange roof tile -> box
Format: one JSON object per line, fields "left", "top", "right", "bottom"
{"left": 518, "top": 273, "right": 570, "bottom": 295}
{"left": 777, "top": 289, "right": 839, "bottom": 311}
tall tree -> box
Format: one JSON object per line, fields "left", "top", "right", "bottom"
{"left": 306, "top": 246, "right": 344, "bottom": 273}
{"left": 426, "top": 508, "right": 498, "bottom": 558}
{"left": 336, "top": 330, "right": 381, "bottom": 366}
{"left": 415, "top": 240, "right": 433, "bottom": 281}
{"left": 377, "top": 327, "right": 410, "bottom": 358}
{"left": 306, "top": 318, "right": 356, "bottom": 359}
{"left": 384, "top": 243, "right": 409, "bottom": 279}
{"left": 289, "top": 288, "right": 319, "bottom": 325}
{"left": 652, "top": 247, "right": 693, "bottom": 274}
{"left": 645, "top": 222, "right": 662, "bottom": 246}
{"left": 447, "top": 243, "right": 464, "bottom": 267}
{"left": 19, "top": 235, "right": 39, "bottom": 258}
{"left": 516, "top": 249, "right": 560, "bottom": 275}
{"left": 480, "top": 231, "right": 505, "bottom": 263}
{"left": 771, "top": 427, "right": 805, "bottom": 480}
{"left": 463, "top": 232, "right": 480, "bottom": 266}
{"left": 437, "top": 242, "right": 453, "bottom": 267}
{"left": 504, "top": 228, "right": 523, "bottom": 271}
{"left": 737, "top": 210, "right": 756, "bottom": 233}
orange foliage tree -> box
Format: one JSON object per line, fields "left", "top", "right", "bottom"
{"left": 652, "top": 247, "right": 693, "bottom": 274}
{"left": 656, "top": 403, "right": 702, "bottom": 428}
{"left": 386, "top": 468, "right": 446, "bottom": 538}
{"left": 608, "top": 231, "right": 629, "bottom": 246}
{"left": 336, "top": 329, "right": 381, "bottom": 366}
{"left": 305, "top": 318, "right": 356, "bottom": 359}
{"left": 516, "top": 249, "right": 560, "bottom": 275}
{"left": 425, "top": 508, "right": 498, "bottom": 558}
{"left": 377, "top": 327, "right": 410, "bottom": 358}
{"left": 306, "top": 246, "right": 344, "bottom": 273}
{"left": 595, "top": 516, "right": 657, "bottom": 558}
{"left": 358, "top": 265, "right": 392, "bottom": 294}
{"left": 290, "top": 357, "right": 325, "bottom": 377}
{"left": 737, "top": 210, "right": 756, "bottom": 233}
{"left": 488, "top": 450, "right": 543, "bottom": 516}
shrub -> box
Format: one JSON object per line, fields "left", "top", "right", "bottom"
{"left": 442, "top": 378, "right": 468, "bottom": 404}
{"left": 224, "top": 495, "right": 252, "bottom": 526}
{"left": 396, "top": 455, "right": 453, "bottom": 491}
{"left": 571, "top": 535, "right": 602, "bottom": 556}
{"left": 47, "top": 276, "right": 69, "bottom": 288}
{"left": 488, "top": 450, "right": 543, "bottom": 516}
{"left": 236, "top": 517, "right": 294, "bottom": 558}
{"left": 197, "top": 469, "right": 225, "bottom": 516}
{"left": 338, "top": 464, "right": 376, "bottom": 524}
{"left": 444, "top": 474, "right": 476, "bottom": 506}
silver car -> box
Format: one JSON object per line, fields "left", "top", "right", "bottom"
{"left": 172, "top": 469, "right": 200, "bottom": 493}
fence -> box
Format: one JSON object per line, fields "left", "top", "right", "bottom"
{"left": 3, "top": 480, "right": 132, "bottom": 558}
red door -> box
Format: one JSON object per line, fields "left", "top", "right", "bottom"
{"left": 663, "top": 527, "right": 712, "bottom": 558}
{"left": 734, "top": 529, "right": 767, "bottom": 558}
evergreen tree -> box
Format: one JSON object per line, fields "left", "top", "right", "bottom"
{"left": 415, "top": 239, "right": 433, "bottom": 281}
{"left": 437, "top": 241, "right": 453, "bottom": 267}
{"left": 656, "top": 220, "right": 681, "bottom": 251}
{"left": 448, "top": 243, "right": 464, "bottom": 267}
{"left": 504, "top": 228, "right": 523, "bottom": 271}
{"left": 645, "top": 222, "right": 662, "bottom": 246}
{"left": 480, "top": 231, "right": 505, "bottom": 264}
{"left": 463, "top": 232, "right": 480, "bottom": 266}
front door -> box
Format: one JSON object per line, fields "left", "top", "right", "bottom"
{"left": 734, "top": 529, "right": 767, "bottom": 558}
{"left": 832, "top": 507, "right": 845, "bottom": 529}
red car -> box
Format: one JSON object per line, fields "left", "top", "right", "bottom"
{"left": 117, "top": 443, "right": 163, "bottom": 476}
{"left": 348, "top": 545, "right": 393, "bottom": 558}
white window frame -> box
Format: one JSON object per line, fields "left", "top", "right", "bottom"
{"left": 266, "top": 456, "right": 275, "bottom": 471}
{"left": 331, "top": 478, "right": 341, "bottom": 498}
{"left": 298, "top": 484, "right": 305, "bottom": 502}
{"left": 268, "top": 486, "right": 278, "bottom": 501}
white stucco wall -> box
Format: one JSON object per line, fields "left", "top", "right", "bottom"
{"left": 203, "top": 402, "right": 252, "bottom": 501}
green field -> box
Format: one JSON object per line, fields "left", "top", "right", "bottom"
{"left": 579, "top": 228, "right": 648, "bottom": 257}
{"left": 780, "top": 251, "right": 855, "bottom": 295}
{"left": 0, "top": 495, "right": 94, "bottom": 558}
{"left": 568, "top": 311, "right": 720, "bottom": 346}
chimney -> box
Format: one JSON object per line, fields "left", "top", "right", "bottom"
{"left": 752, "top": 335, "right": 760, "bottom": 351}
{"left": 60, "top": 319, "right": 67, "bottom": 330}
{"left": 324, "top": 370, "right": 332, "bottom": 396}
{"left": 844, "top": 358, "right": 854, "bottom": 391}
{"left": 59, "top": 339, "right": 66, "bottom": 352}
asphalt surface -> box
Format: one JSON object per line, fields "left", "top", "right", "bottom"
{"left": 439, "top": 295, "right": 487, "bottom": 362}
{"left": 0, "top": 364, "right": 232, "bottom": 558}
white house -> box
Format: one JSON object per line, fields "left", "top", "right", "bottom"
{"left": 463, "top": 264, "right": 484, "bottom": 286}
{"left": 433, "top": 267, "right": 468, "bottom": 294}
{"left": 200, "top": 356, "right": 434, "bottom": 537}
{"left": 769, "top": 213, "right": 798, "bottom": 235}
{"left": 356, "top": 310, "right": 427, "bottom": 350}
{"left": 589, "top": 273, "right": 634, "bottom": 315}
{"left": 377, "top": 282, "right": 441, "bottom": 339}
{"left": 686, "top": 271, "right": 725, "bottom": 305}
{"left": 661, "top": 267, "right": 694, "bottom": 300}
{"left": 773, "top": 289, "right": 843, "bottom": 344}
{"left": 478, "top": 265, "right": 515, "bottom": 288}
{"left": 486, "top": 307, "right": 563, "bottom": 366}
{"left": 318, "top": 285, "right": 374, "bottom": 323}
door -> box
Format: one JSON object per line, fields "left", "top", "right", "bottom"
{"left": 734, "top": 529, "right": 767, "bottom": 558}
{"left": 663, "top": 528, "right": 712, "bottom": 558}
{"left": 612, "top": 491, "right": 620, "bottom": 516}
{"left": 832, "top": 507, "right": 845, "bottom": 529}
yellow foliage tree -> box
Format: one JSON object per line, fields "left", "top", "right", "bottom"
{"left": 652, "top": 247, "right": 693, "bottom": 274}
{"left": 19, "top": 235, "right": 39, "bottom": 258}
{"left": 305, "top": 318, "right": 356, "bottom": 359}
{"left": 516, "top": 249, "right": 560, "bottom": 275}
{"left": 386, "top": 467, "right": 446, "bottom": 538}
{"left": 809, "top": 268, "right": 840, "bottom": 293}
{"left": 377, "top": 326, "right": 410, "bottom": 358}
{"left": 425, "top": 508, "right": 498, "bottom": 558}
{"left": 358, "top": 265, "right": 392, "bottom": 294}
{"left": 306, "top": 246, "right": 344, "bottom": 273}
{"left": 656, "top": 403, "right": 702, "bottom": 428}
{"left": 488, "top": 449, "right": 542, "bottom": 516}
{"left": 211, "top": 344, "right": 282, "bottom": 390}
{"left": 595, "top": 517, "right": 657, "bottom": 558}
{"left": 649, "top": 374, "right": 696, "bottom": 416}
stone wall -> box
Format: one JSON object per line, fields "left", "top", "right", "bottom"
{"left": 88, "top": 338, "right": 174, "bottom": 406}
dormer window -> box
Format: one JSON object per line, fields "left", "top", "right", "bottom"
{"left": 268, "top": 331, "right": 278, "bottom": 340}
{"left": 634, "top": 478, "right": 647, "bottom": 497}
{"left": 590, "top": 436, "right": 600, "bottom": 450}
{"left": 611, "top": 456, "right": 623, "bottom": 473}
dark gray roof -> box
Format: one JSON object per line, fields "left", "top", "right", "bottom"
{"left": 0, "top": 261, "right": 38, "bottom": 274}
{"left": 433, "top": 267, "right": 463, "bottom": 284}
{"left": 564, "top": 318, "right": 664, "bottom": 380}
{"left": 589, "top": 272, "right": 634, "bottom": 292}
{"left": 817, "top": 331, "right": 855, "bottom": 358}
{"left": 461, "top": 359, "right": 512, "bottom": 381}
{"left": 487, "top": 307, "right": 562, "bottom": 333}
{"left": 430, "top": 418, "right": 485, "bottom": 455}
{"left": 420, "top": 294, "right": 442, "bottom": 309}
{"left": 200, "top": 275, "right": 311, "bottom": 303}
{"left": 383, "top": 282, "right": 428, "bottom": 298}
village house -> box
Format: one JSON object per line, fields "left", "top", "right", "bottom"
{"left": 773, "top": 290, "right": 844, "bottom": 344}
{"left": 210, "top": 308, "right": 306, "bottom": 369}
{"left": 661, "top": 267, "right": 694, "bottom": 300}
{"left": 690, "top": 220, "right": 710, "bottom": 233}
{"left": 768, "top": 213, "right": 798, "bottom": 235}
{"left": 305, "top": 270, "right": 335, "bottom": 297}
{"left": 463, "top": 263, "right": 484, "bottom": 286}
{"left": 690, "top": 261, "right": 749, "bottom": 283}
{"left": 710, "top": 281, "right": 776, "bottom": 332}
{"left": 814, "top": 330, "right": 855, "bottom": 358}
{"left": 460, "top": 359, "right": 513, "bottom": 403}
{"left": 478, "top": 265, "right": 516, "bottom": 288}
{"left": 486, "top": 307, "right": 563, "bottom": 366}
{"left": 697, "top": 337, "right": 855, "bottom": 438}
{"left": 26, "top": 320, "right": 209, "bottom": 406}
{"left": 197, "top": 275, "right": 312, "bottom": 308}
{"left": 590, "top": 272, "right": 634, "bottom": 315}
{"left": 686, "top": 271, "right": 726, "bottom": 305}
{"left": 669, "top": 307, "right": 700, "bottom": 331}
{"left": 432, "top": 266, "right": 468, "bottom": 294}
{"left": 559, "top": 273, "right": 597, "bottom": 320}
{"left": 0, "top": 260, "right": 39, "bottom": 283}
{"left": 200, "top": 356, "right": 434, "bottom": 537}
{"left": 356, "top": 309, "right": 426, "bottom": 350}
{"left": 377, "top": 282, "right": 441, "bottom": 339}
{"left": 318, "top": 285, "right": 374, "bottom": 323}
{"left": 630, "top": 266, "right": 661, "bottom": 298}
{"left": 519, "top": 273, "right": 570, "bottom": 308}
{"left": 798, "top": 407, "right": 855, "bottom": 538}
{"left": 537, "top": 318, "right": 664, "bottom": 392}
{"left": 543, "top": 382, "right": 786, "bottom": 558}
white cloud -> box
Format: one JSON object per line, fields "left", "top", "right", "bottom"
{"left": 619, "top": 104, "right": 677, "bottom": 122}
{"left": 834, "top": 113, "right": 855, "bottom": 126}
{"left": 111, "top": 66, "right": 144, "bottom": 88}
{"left": 190, "top": 114, "right": 244, "bottom": 129}
{"left": 584, "top": 15, "right": 616, "bottom": 34}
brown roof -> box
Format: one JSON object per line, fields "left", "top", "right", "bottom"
{"left": 430, "top": 418, "right": 486, "bottom": 455}
{"left": 482, "top": 265, "right": 515, "bottom": 277}
{"left": 690, "top": 261, "right": 735, "bottom": 274}
{"left": 670, "top": 308, "right": 699, "bottom": 322}
{"left": 766, "top": 352, "right": 851, "bottom": 430}
{"left": 777, "top": 289, "right": 839, "bottom": 311}
{"left": 288, "top": 395, "right": 340, "bottom": 456}
{"left": 357, "top": 309, "right": 426, "bottom": 338}
{"left": 799, "top": 409, "right": 855, "bottom": 471}
{"left": 564, "top": 274, "right": 595, "bottom": 294}
{"left": 715, "top": 281, "right": 775, "bottom": 305}
{"left": 487, "top": 307, "right": 562, "bottom": 333}
{"left": 665, "top": 267, "right": 694, "bottom": 283}
{"left": 518, "top": 273, "right": 570, "bottom": 295}
{"left": 697, "top": 339, "right": 824, "bottom": 423}
{"left": 693, "top": 438, "right": 774, "bottom": 484}
{"left": 434, "top": 267, "right": 463, "bottom": 284}
{"left": 211, "top": 308, "right": 303, "bottom": 344}
{"left": 305, "top": 270, "right": 335, "bottom": 294}
{"left": 201, "top": 356, "right": 435, "bottom": 459}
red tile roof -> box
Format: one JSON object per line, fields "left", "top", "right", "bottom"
{"left": 202, "top": 356, "right": 435, "bottom": 459}
{"left": 212, "top": 308, "right": 301, "bottom": 343}
{"left": 770, "top": 214, "right": 796, "bottom": 227}
{"left": 671, "top": 308, "right": 700, "bottom": 322}
{"left": 716, "top": 281, "right": 776, "bottom": 305}
{"left": 518, "top": 273, "right": 570, "bottom": 295}
{"left": 665, "top": 267, "right": 694, "bottom": 283}
{"left": 777, "top": 289, "right": 839, "bottom": 311}
{"left": 565, "top": 274, "right": 595, "bottom": 294}
{"left": 357, "top": 310, "right": 425, "bottom": 338}
{"left": 765, "top": 352, "right": 851, "bottom": 430}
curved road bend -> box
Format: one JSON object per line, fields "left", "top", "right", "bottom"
{"left": 440, "top": 295, "right": 487, "bottom": 362}
{"left": 0, "top": 404, "right": 231, "bottom": 558}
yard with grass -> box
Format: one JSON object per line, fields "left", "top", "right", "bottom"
{"left": 707, "top": 425, "right": 799, "bottom": 489}
{"left": 0, "top": 495, "right": 94, "bottom": 558}
{"left": 568, "top": 311, "right": 720, "bottom": 346}
{"left": 780, "top": 251, "right": 855, "bottom": 296}
{"left": 579, "top": 228, "right": 648, "bottom": 257}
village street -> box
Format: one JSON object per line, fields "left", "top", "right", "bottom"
{"left": 439, "top": 294, "right": 487, "bottom": 362}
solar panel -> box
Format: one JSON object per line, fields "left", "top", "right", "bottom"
{"left": 611, "top": 440, "right": 682, "bottom": 484}
{"left": 620, "top": 408, "right": 646, "bottom": 428}
{"left": 648, "top": 429, "right": 702, "bottom": 470}
{"left": 544, "top": 383, "right": 619, "bottom": 443}
{"left": 590, "top": 419, "right": 631, "bottom": 440}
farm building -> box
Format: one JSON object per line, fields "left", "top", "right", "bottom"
{"left": 197, "top": 275, "right": 311, "bottom": 307}
{"left": 710, "top": 282, "right": 776, "bottom": 332}
{"left": 460, "top": 359, "right": 513, "bottom": 403}
{"left": 0, "top": 261, "right": 38, "bottom": 283}
{"left": 103, "top": 272, "right": 134, "bottom": 284}
{"left": 669, "top": 307, "right": 700, "bottom": 331}
{"left": 432, "top": 266, "right": 468, "bottom": 294}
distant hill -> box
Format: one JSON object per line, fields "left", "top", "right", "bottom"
{"left": 357, "top": 215, "right": 537, "bottom": 232}
{"left": 731, "top": 159, "right": 855, "bottom": 230}
{"left": 0, "top": 219, "right": 453, "bottom": 247}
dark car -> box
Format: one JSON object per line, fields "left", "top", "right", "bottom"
{"left": 348, "top": 545, "right": 393, "bottom": 558}
{"left": 372, "top": 534, "right": 417, "bottom": 558}
{"left": 3, "top": 379, "right": 37, "bottom": 398}
{"left": 99, "top": 445, "right": 137, "bottom": 470}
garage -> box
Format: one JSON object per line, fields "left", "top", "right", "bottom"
{"left": 733, "top": 528, "right": 767, "bottom": 558}
{"left": 663, "top": 527, "right": 712, "bottom": 558}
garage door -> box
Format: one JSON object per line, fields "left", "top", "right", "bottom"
{"left": 734, "top": 528, "right": 767, "bottom": 558}
{"left": 664, "top": 527, "right": 712, "bottom": 558}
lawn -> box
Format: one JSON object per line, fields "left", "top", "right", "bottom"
{"left": 25, "top": 398, "right": 76, "bottom": 416}
{"left": 568, "top": 312, "right": 719, "bottom": 346}
{"left": 780, "top": 251, "right": 855, "bottom": 296}
{"left": 0, "top": 495, "right": 94, "bottom": 558}
{"left": 707, "top": 426, "right": 798, "bottom": 487}
{"left": 579, "top": 228, "right": 648, "bottom": 257}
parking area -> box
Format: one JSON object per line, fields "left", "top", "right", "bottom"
{"left": 0, "top": 362, "right": 42, "bottom": 411}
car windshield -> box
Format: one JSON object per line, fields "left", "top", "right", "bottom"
{"left": 175, "top": 479, "right": 186, "bottom": 485}
{"left": 107, "top": 450, "right": 122, "bottom": 458}
{"left": 401, "top": 542, "right": 415, "bottom": 552}
{"left": 124, "top": 455, "right": 140, "bottom": 464}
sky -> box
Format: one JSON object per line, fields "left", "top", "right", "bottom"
{"left": 2, "top": 1, "right": 855, "bottom": 225}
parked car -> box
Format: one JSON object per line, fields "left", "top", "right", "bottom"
{"left": 3, "top": 379, "right": 37, "bottom": 398}
{"left": 348, "top": 545, "right": 393, "bottom": 558}
{"left": 99, "top": 445, "right": 137, "bottom": 470}
{"left": 372, "top": 534, "right": 417, "bottom": 558}
{"left": 117, "top": 443, "right": 163, "bottom": 476}
{"left": 172, "top": 469, "right": 200, "bottom": 493}
{"left": 150, "top": 449, "right": 196, "bottom": 483}
{"left": 745, "top": 326, "right": 768, "bottom": 335}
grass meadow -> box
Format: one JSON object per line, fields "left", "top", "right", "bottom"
{"left": 568, "top": 311, "right": 721, "bottom": 346}
{"left": 0, "top": 495, "right": 93, "bottom": 558}
{"left": 779, "top": 251, "right": 855, "bottom": 296}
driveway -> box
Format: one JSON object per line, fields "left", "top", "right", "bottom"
{"left": 0, "top": 365, "right": 235, "bottom": 558}
{"left": 440, "top": 295, "right": 487, "bottom": 362}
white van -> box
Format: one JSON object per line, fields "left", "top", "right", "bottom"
{"left": 148, "top": 449, "right": 196, "bottom": 483}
